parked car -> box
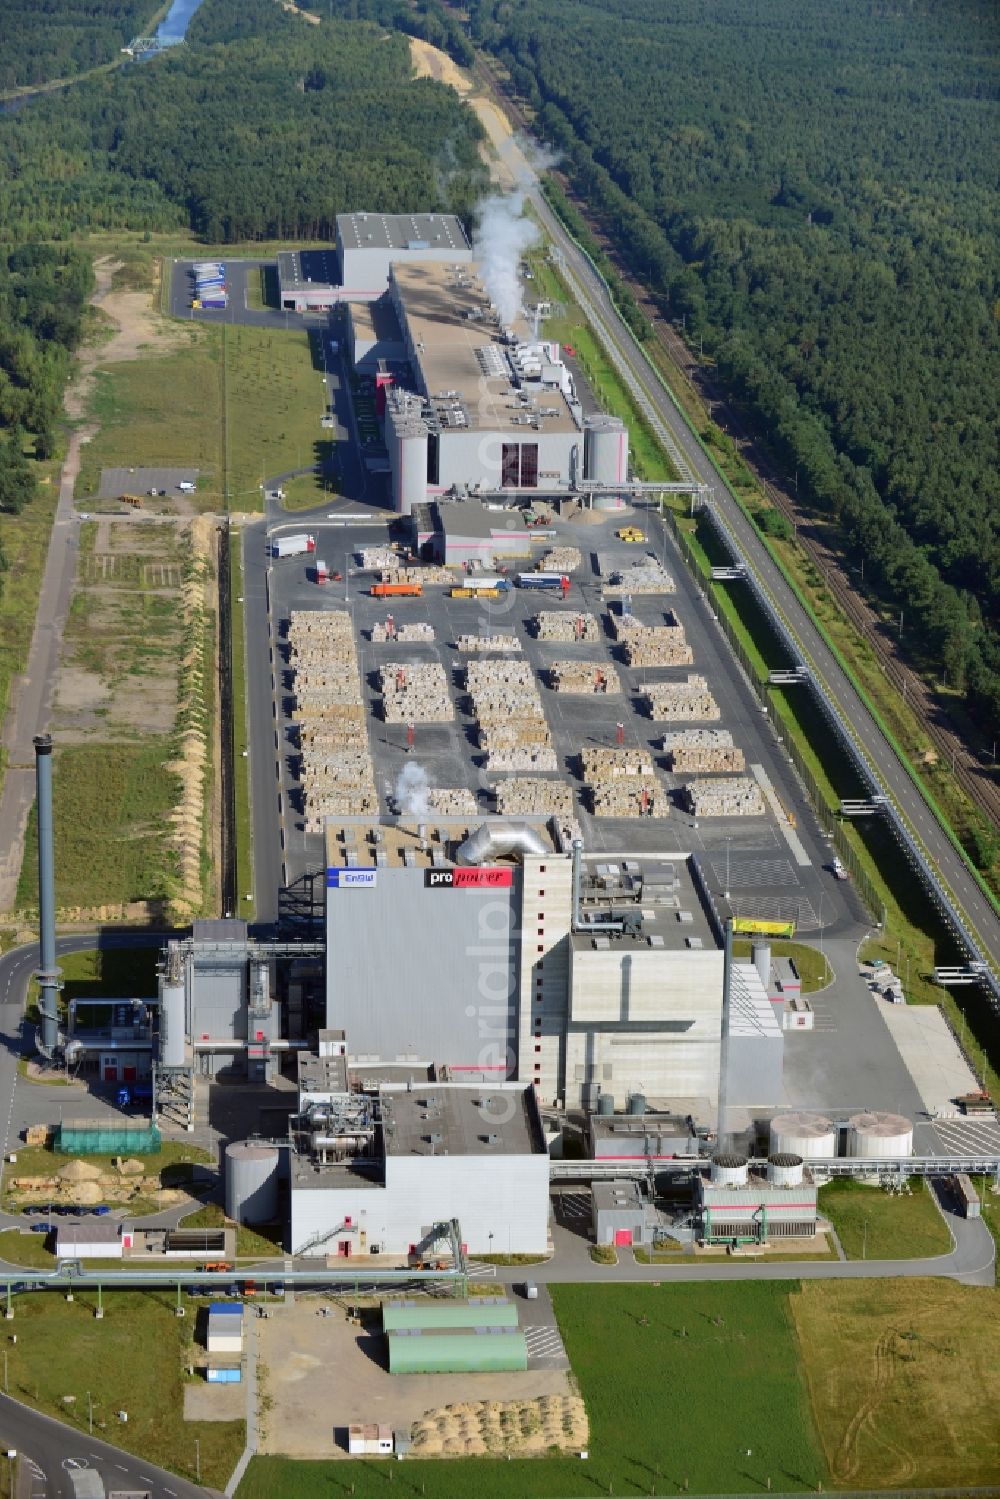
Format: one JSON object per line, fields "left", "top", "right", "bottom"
{"left": 30, "top": 1223, "right": 53, "bottom": 1234}
{"left": 92, "top": 1205, "right": 111, "bottom": 1217}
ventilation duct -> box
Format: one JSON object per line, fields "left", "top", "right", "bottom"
{"left": 454, "top": 820, "right": 547, "bottom": 866}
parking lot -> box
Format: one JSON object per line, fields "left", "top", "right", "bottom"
{"left": 96, "top": 466, "right": 200, "bottom": 501}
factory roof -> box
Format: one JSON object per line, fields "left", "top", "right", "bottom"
{"left": 389, "top": 262, "right": 579, "bottom": 435}
{"left": 380, "top": 1083, "right": 546, "bottom": 1159}
{"left": 191, "top": 918, "right": 248, "bottom": 942}
{"left": 338, "top": 212, "right": 470, "bottom": 256}
{"left": 589, "top": 1111, "right": 698, "bottom": 1144}
{"left": 276, "top": 249, "right": 340, "bottom": 294}
{"left": 730, "top": 962, "right": 783, "bottom": 1039}
{"left": 592, "top": 1179, "right": 645, "bottom": 1212}
{"left": 349, "top": 293, "right": 404, "bottom": 347}
{"left": 570, "top": 854, "right": 718, "bottom": 955}
{"left": 298, "top": 1050, "right": 350, "bottom": 1097}
{"left": 324, "top": 815, "right": 553, "bottom": 870}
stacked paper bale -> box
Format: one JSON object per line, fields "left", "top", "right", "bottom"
{"left": 603, "top": 557, "right": 675, "bottom": 595}
{"left": 494, "top": 778, "right": 574, "bottom": 818}
{"left": 661, "top": 729, "right": 745, "bottom": 773}
{"left": 288, "top": 609, "right": 377, "bottom": 828}
{"left": 465, "top": 659, "right": 553, "bottom": 756}
{"left": 684, "top": 777, "right": 766, "bottom": 816}
{"left": 456, "top": 633, "right": 523, "bottom": 653}
{"left": 551, "top": 815, "right": 584, "bottom": 852}
{"left": 427, "top": 788, "right": 478, "bottom": 816}
{"left": 538, "top": 545, "right": 581, "bottom": 574}
{"left": 380, "top": 565, "right": 453, "bottom": 586}
{"left": 370, "top": 621, "right": 436, "bottom": 643}
{"left": 359, "top": 546, "right": 398, "bottom": 569}
{"left": 642, "top": 674, "right": 720, "bottom": 721}
{"left": 549, "top": 660, "right": 621, "bottom": 694}
{"left": 579, "top": 747, "right": 665, "bottom": 817}
{"left": 534, "top": 611, "right": 601, "bottom": 642}
{"left": 485, "top": 745, "right": 559, "bottom": 772}
{"left": 380, "top": 660, "right": 454, "bottom": 722}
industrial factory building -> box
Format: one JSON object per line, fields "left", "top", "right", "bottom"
{"left": 381, "top": 262, "right": 628, "bottom": 514}
{"left": 696, "top": 1153, "right": 819, "bottom": 1244}
{"left": 277, "top": 214, "right": 472, "bottom": 311}
{"left": 287, "top": 1068, "right": 551, "bottom": 1258}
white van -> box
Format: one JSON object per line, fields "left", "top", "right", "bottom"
{"left": 178, "top": 481, "right": 196, "bottom": 493}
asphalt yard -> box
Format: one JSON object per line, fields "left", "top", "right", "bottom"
{"left": 266, "top": 505, "right": 851, "bottom": 940}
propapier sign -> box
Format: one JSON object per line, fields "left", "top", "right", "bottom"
{"left": 424, "top": 868, "right": 513, "bottom": 889}
{"left": 327, "top": 868, "right": 377, "bottom": 888}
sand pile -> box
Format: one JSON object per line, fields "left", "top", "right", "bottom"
{"left": 58, "top": 1159, "right": 102, "bottom": 1182}
{"left": 165, "top": 517, "right": 215, "bottom": 921}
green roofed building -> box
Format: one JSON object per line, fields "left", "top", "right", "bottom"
{"left": 388, "top": 1325, "right": 528, "bottom": 1375}
{"left": 55, "top": 1120, "right": 162, "bottom": 1156}
{"left": 382, "top": 1298, "right": 519, "bottom": 1332}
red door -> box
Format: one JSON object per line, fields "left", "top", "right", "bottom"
{"left": 123, "top": 1066, "right": 137, "bottom": 1081}
{"left": 339, "top": 1240, "right": 352, "bottom": 1258}
{"left": 614, "top": 1229, "right": 633, "bottom": 1247}
{"left": 103, "top": 1063, "right": 118, "bottom": 1082}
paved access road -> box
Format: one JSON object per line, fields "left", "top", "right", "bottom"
{"left": 520, "top": 179, "right": 1000, "bottom": 976}
{"left": 168, "top": 259, "right": 328, "bottom": 333}
{"left": 0, "top": 1393, "right": 217, "bottom": 1499}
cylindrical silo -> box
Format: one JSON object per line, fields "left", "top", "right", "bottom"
{"left": 159, "top": 980, "right": 187, "bottom": 1070}
{"left": 627, "top": 1092, "right": 646, "bottom": 1118}
{"left": 751, "top": 941, "right": 771, "bottom": 990}
{"left": 226, "top": 1141, "right": 280, "bottom": 1224}
{"left": 767, "top": 1152, "right": 804, "bottom": 1188}
{"left": 597, "top": 1092, "right": 615, "bottom": 1117}
{"left": 710, "top": 1152, "right": 748, "bottom": 1187}
{"left": 848, "top": 1111, "right": 913, "bottom": 1159}
{"left": 769, "top": 1111, "right": 836, "bottom": 1160}
{"left": 584, "top": 415, "right": 629, "bottom": 485}
{"left": 396, "top": 427, "right": 428, "bottom": 516}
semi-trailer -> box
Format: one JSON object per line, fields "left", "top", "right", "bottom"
{"left": 200, "top": 297, "right": 228, "bottom": 310}
{"left": 315, "top": 559, "right": 330, "bottom": 584}
{"left": 516, "top": 572, "right": 569, "bottom": 591}
{"left": 371, "top": 581, "right": 423, "bottom": 597}
{"left": 456, "top": 576, "right": 511, "bottom": 594}
{"left": 272, "top": 533, "right": 316, "bottom": 558}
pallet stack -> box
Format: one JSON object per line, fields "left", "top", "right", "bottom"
{"left": 465, "top": 659, "right": 554, "bottom": 761}
{"left": 684, "top": 777, "right": 766, "bottom": 817}
{"left": 380, "top": 564, "right": 454, "bottom": 586}
{"left": 485, "top": 745, "right": 559, "bottom": 772}
{"left": 661, "top": 729, "right": 745, "bottom": 773}
{"left": 534, "top": 611, "right": 601, "bottom": 642}
{"left": 455, "top": 632, "right": 523, "bottom": 653}
{"left": 427, "top": 788, "right": 478, "bottom": 816}
{"left": 379, "top": 661, "right": 455, "bottom": 723}
{"left": 621, "top": 627, "right": 692, "bottom": 668}
{"left": 578, "top": 748, "right": 666, "bottom": 818}
{"left": 288, "top": 609, "right": 377, "bottom": 829}
{"left": 549, "top": 660, "right": 621, "bottom": 694}
{"left": 603, "top": 557, "right": 675, "bottom": 595}
{"left": 538, "top": 545, "right": 582, "bottom": 574}
{"left": 642, "top": 675, "right": 720, "bottom": 721}
{"left": 359, "top": 546, "right": 398, "bottom": 570}
{"left": 494, "top": 778, "right": 575, "bottom": 818}
{"left": 370, "top": 621, "right": 436, "bottom": 643}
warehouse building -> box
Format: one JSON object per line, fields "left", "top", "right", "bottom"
{"left": 276, "top": 215, "right": 472, "bottom": 311}
{"left": 289, "top": 1076, "right": 550, "bottom": 1257}
{"left": 382, "top": 262, "right": 628, "bottom": 513}
{"left": 388, "top": 1326, "right": 528, "bottom": 1375}
{"left": 410, "top": 497, "right": 533, "bottom": 567}
{"left": 591, "top": 1180, "right": 656, "bottom": 1248}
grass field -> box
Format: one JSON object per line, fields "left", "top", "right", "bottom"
{"left": 75, "top": 330, "right": 223, "bottom": 508}
{"left": 732, "top": 939, "right": 831, "bottom": 992}
{"left": 182, "top": 1201, "right": 283, "bottom": 1259}
{"left": 3, "top": 1137, "right": 212, "bottom": 1201}
{"left": 818, "top": 1178, "right": 952, "bottom": 1260}
{"left": 4, "top": 1291, "right": 243, "bottom": 1488}
{"left": 238, "top": 1283, "right": 828, "bottom": 1496}
{"left": 0, "top": 476, "right": 60, "bottom": 770}
{"left": 224, "top": 324, "right": 328, "bottom": 509}
{"left": 0, "top": 1230, "right": 58, "bottom": 1268}
{"left": 21, "top": 946, "right": 160, "bottom": 1024}
{"left": 792, "top": 1280, "right": 1000, "bottom": 1488}
{"left": 16, "top": 740, "right": 181, "bottom": 912}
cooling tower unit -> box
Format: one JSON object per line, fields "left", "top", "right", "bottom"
{"left": 226, "top": 1140, "right": 280, "bottom": 1225}
{"left": 710, "top": 1152, "right": 749, "bottom": 1187}
{"left": 848, "top": 1111, "right": 913, "bottom": 1159}
{"left": 767, "top": 1153, "right": 804, "bottom": 1188}
{"left": 159, "top": 979, "right": 187, "bottom": 1070}
{"left": 769, "top": 1111, "right": 836, "bottom": 1160}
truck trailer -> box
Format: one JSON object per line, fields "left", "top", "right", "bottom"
{"left": 516, "top": 572, "right": 569, "bottom": 591}
{"left": 273, "top": 533, "right": 316, "bottom": 558}
{"left": 371, "top": 581, "right": 422, "bottom": 598}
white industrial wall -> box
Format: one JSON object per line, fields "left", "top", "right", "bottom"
{"left": 569, "top": 947, "right": 723, "bottom": 1023}
{"left": 290, "top": 1153, "right": 550, "bottom": 1256}
{"left": 341, "top": 242, "right": 474, "bottom": 298}
{"left": 517, "top": 853, "right": 574, "bottom": 1106}
{"left": 434, "top": 428, "right": 579, "bottom": 495}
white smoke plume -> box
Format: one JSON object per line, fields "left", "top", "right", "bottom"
{"left": 473, "top": 190, "right": 540, "bottom": 329}
{"left": 395, "top": 761, "right": 430, "bottom": 817}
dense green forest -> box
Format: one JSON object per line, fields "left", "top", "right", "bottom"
{"left": 0, "top": 0, "right": 162, "bottom": 91}
{"left": 468, "top": 0, "right": 1000, "bottom": 731}
{"left": 0, "top": 0, "right": 484, "bottom": 518}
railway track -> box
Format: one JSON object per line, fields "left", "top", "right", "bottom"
{"left": 472, "top": 55, "right": 1000, "bottom": 841}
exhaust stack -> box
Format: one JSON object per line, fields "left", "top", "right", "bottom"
{"left": 716, "top": 920, "right": 733, "bottom": 1153}
{"left": 33, "top": 734, "right": 60, "bottom": 1054}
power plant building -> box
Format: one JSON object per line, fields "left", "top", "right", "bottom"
{"left": 277, "top": 216, "right": 472, "bottom": 312}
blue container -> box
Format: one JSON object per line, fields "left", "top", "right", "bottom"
{"left": 208, "top": 1302, "right": 243, "bottom": 1316}
{"left": 206, "top": 1367, "right": 242, "bottom": 1383}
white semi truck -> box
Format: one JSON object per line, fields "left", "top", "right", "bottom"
{"left": 272, "top": 533, "right": 316, "bottom": 558}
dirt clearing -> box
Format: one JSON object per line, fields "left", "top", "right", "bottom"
{"left": 409, "top": 37, "right": 472, "bottom": 93}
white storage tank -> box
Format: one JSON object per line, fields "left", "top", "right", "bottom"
{"left": 769, "top": 1111, "right": 836, "bottom": 1160}
{"left": 159, "top": 979, "right": 186, "bottom": 1070}
{"left": 848, "top": 1111, "right": 913, "bottom": 1159}
{"left": 710, "top": 1152, "right": 749, "bottom": 1187}
{"left": 585, "top": 415, "right": 629, "bottom": 485}
{"left": 396, "top": 426, "right": 428, "bottom": 515}
{"left": 767, "top": 1152, "right": 804, "bottom": 1188}
{"left": 225, "top": 1140, "right": 280, "bottom": 1224}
